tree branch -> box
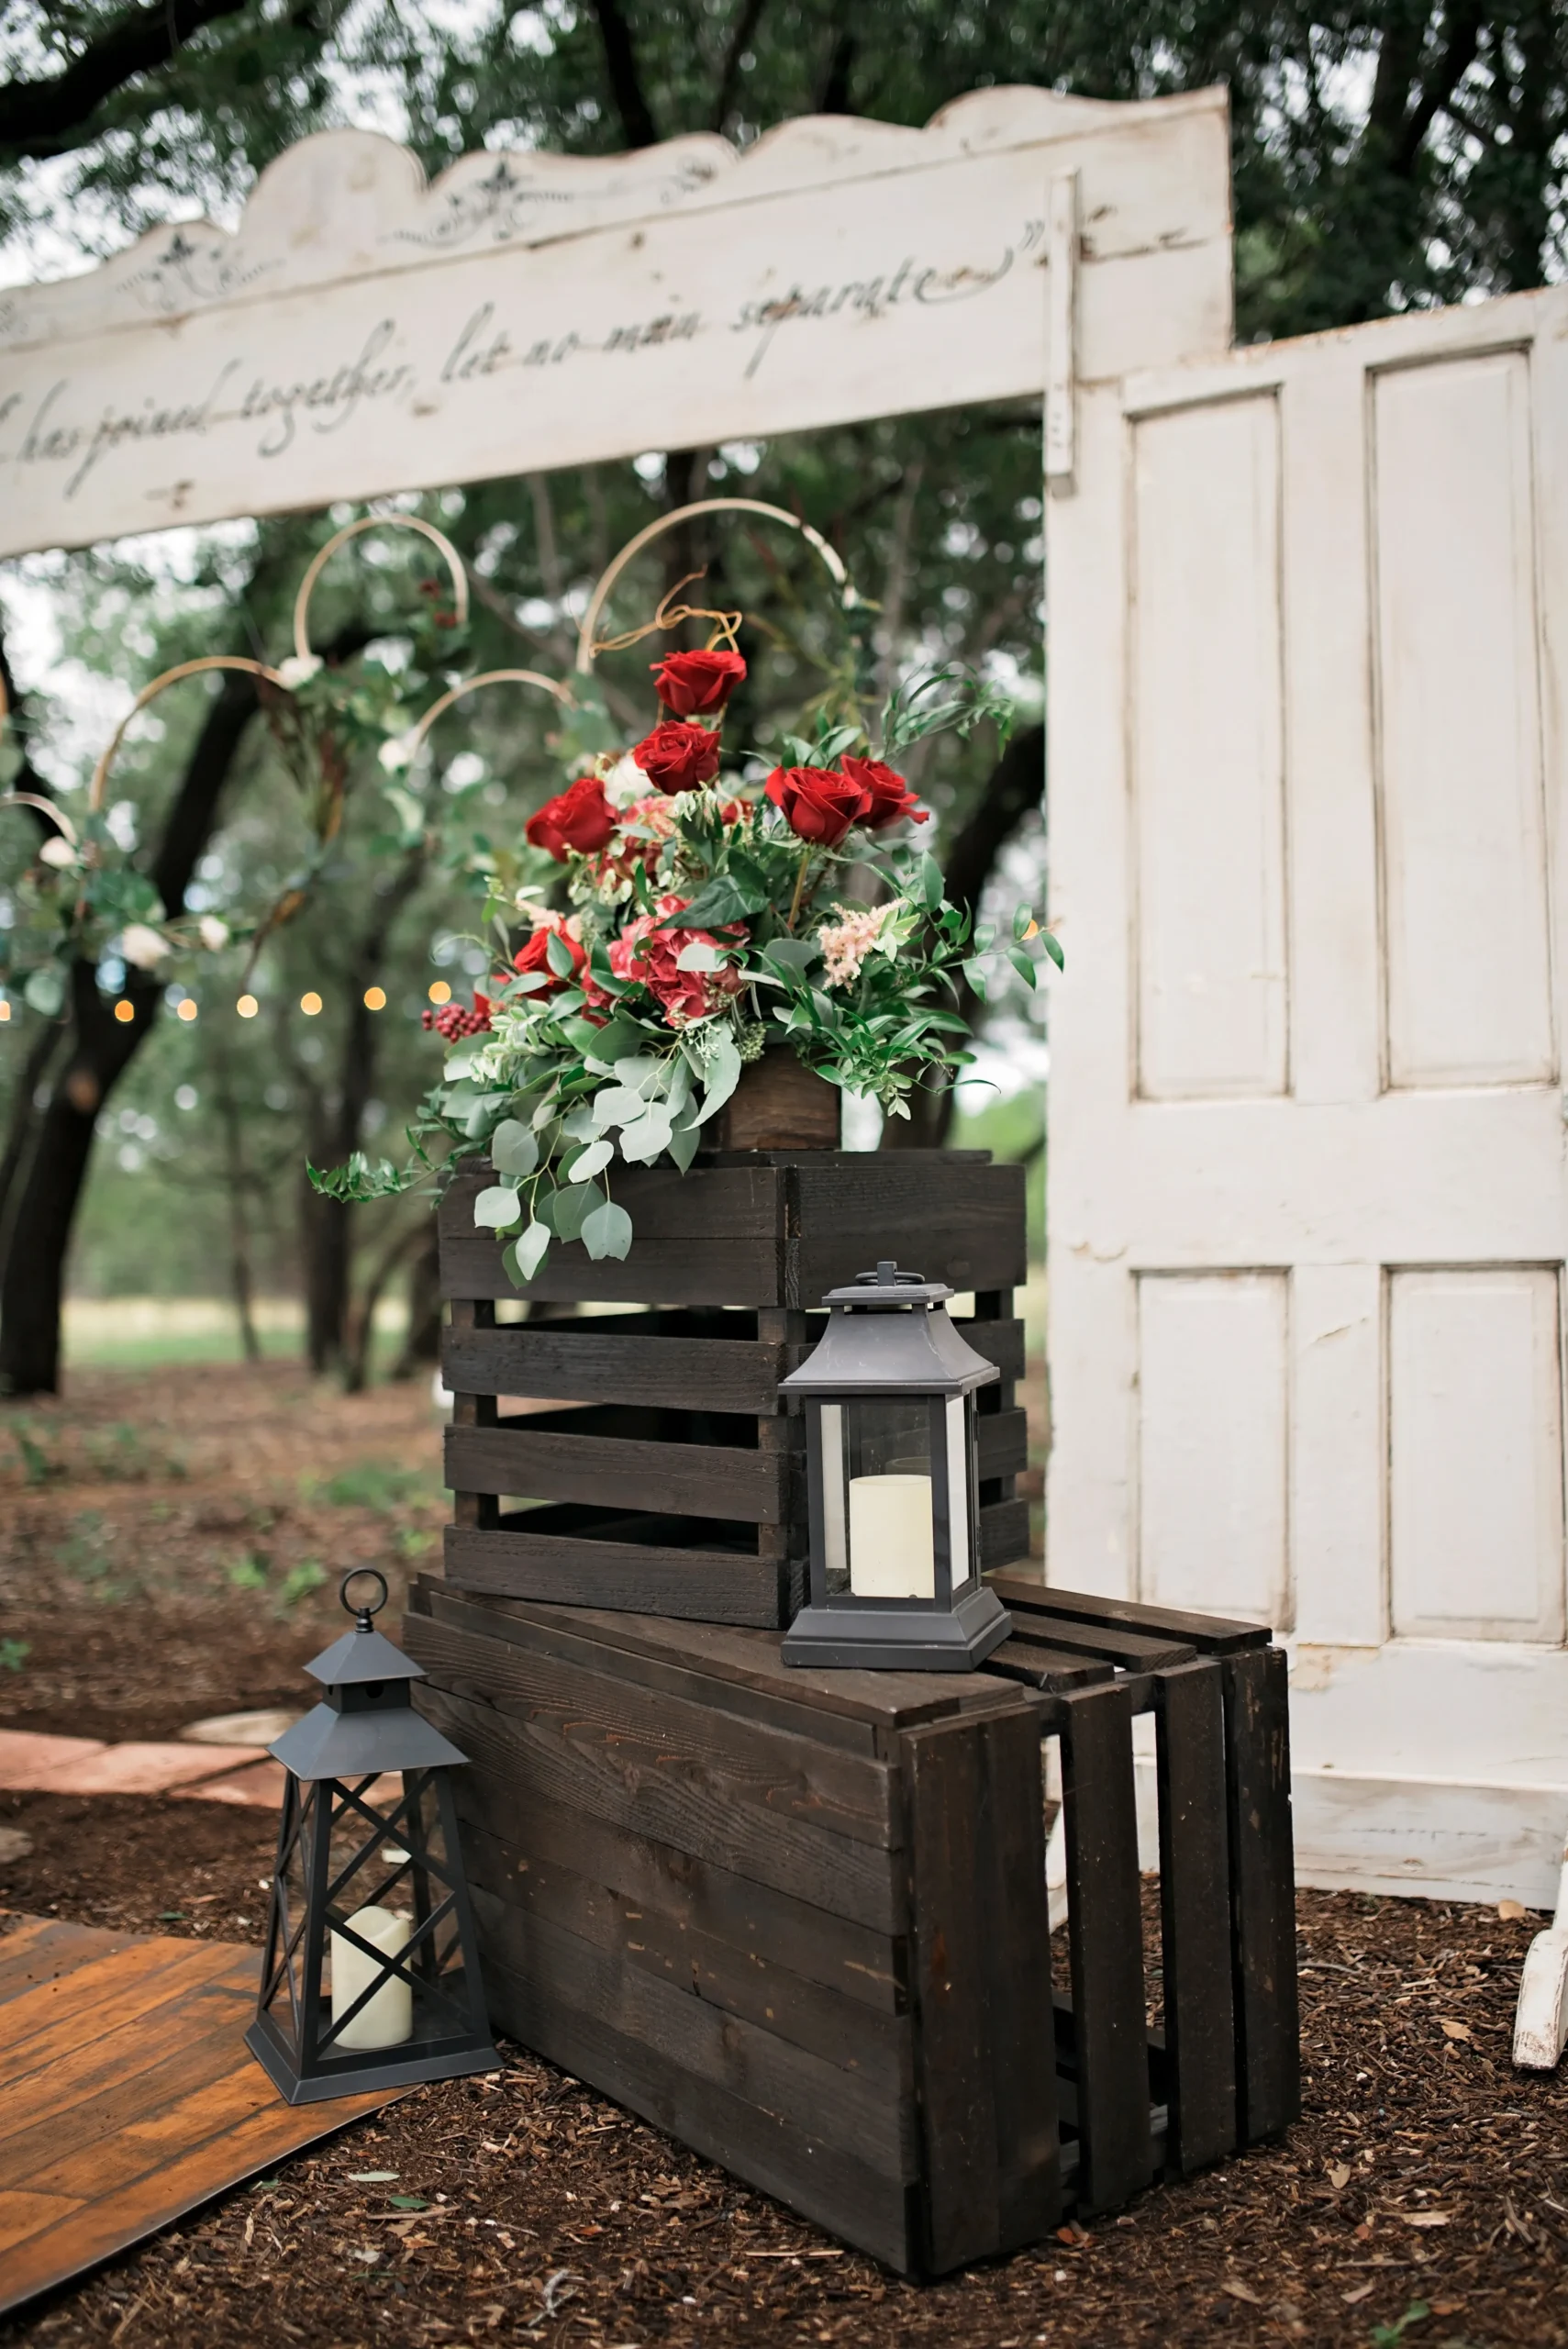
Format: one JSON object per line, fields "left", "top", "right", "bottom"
{"left": 711, "top": 0, "right": 768, "bottom": 132}
{"left": 0, "top": 0, "right": 250, "bottom": 157}
{"left": 586, "top": 0, "right": 659, "bottom": 149}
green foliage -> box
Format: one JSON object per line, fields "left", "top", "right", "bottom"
{"left": 12, "top": 1425, "right": 60, "bottom": 1486}
{"left": 1371, "top": 2304, "right": 1430, "bottom": 2348}
{"left": 0, "top": 1637, "right": 29, "bottom": 1673}
{"left": 308, "top": 1460, "right": 433, "bottom": 1512}
{"left": 277, "top": 1558, "right": 327, "bottom": 1609}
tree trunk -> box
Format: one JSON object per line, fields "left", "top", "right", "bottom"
{"left": 0, "top": 964, "right": 160, "bottom": 1393}
{"left": 214, "top": 1062, "right": 261, "bottom": 1364}
{"left": 395, "top": 1231, "right": 443, "bottom": 1379}
{"left": 880, "top": 720, "right": 1046, "bottom": 1152}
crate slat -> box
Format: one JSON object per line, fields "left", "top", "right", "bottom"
{"left": 445, "top": 1419, "right": 785, "bottom": 1524}
{"left": 1224, "top": 1646, "right": 1300, "bottom": 2144}
{"left": 442, "top": 1519, "right": 794, "bottom": 1628}
{"left": 987, "top": 1572, "right": 1273, "bottom": 1655}
{"left": 1153, "top": 1661, "right": 1238, "bottom": 2174}
{"left": 442, "top": 1323, "right": 795, "bottom": 1412}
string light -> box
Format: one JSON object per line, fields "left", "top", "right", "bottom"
{"left": 113, "top": 1000, "right": 135, "bottom": 1024}
{"left": 237, "top": 995, "right": 259, "bottom": 1019}
{"left": 300, "top": 992, "right": 323, "bottom": 1017}
{"left": 176, "top": 999, "right": 198, "bottom": 1022}
{"left": 363, "top": 985, "right": 386, "bottom": 1011}
{"left": 427, "top": 979, "right": 451, "bottom": 1005}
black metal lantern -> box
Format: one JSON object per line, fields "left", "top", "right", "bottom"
{"left": 247, "top": 1569, "right": 499, "bottom": 2103}
{"left": 780, "top": 1260, "right": 1011, "bottom": 1671}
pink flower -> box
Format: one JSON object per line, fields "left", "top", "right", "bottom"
{"left": 599, "top": 894, "right": 745, "bottom": 1027}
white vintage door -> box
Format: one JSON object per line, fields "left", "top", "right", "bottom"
{"left": 1047, "top": 286, "right": 1568, "bottom": 1906}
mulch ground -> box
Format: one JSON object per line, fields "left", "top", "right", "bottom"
{"left": 1, "top": 1364, "right": 1565, "bottom": 2347}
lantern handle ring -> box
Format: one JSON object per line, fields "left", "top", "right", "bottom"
{"left": 340, "top": 1567, "right": 389, "bottom": 1631}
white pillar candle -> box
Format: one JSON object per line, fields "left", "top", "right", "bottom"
{"left": 849, "top": 1473, "right": 935, "bottom": 1599}
{"left": 330, "top": 1904, "right": 413, "bottom": 2050}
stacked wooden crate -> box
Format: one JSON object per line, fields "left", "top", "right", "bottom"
{"left": 414, "top": 1145, "right": 1300, "bottom": 2274}
{"left": 437, "top": 1150, "right": 1030, "bottom": 1626}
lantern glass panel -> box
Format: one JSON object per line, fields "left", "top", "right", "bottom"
{"left": 946, "top": 1393, "right": 973, "bottom": 1592}
{"left": 826, "top": 1397, "right": 939, "bottom": 1602}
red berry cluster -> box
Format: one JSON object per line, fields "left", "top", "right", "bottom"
{"left": 422, "top": 990, "right": 492, "bottom": 1041}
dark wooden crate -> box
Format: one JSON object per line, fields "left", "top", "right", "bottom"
{"left": 405, "top": 1572, "right": 1300, "bottom": 2275}
{"left": 437, "top": 1150, "right": 1029, "bottom": 1629}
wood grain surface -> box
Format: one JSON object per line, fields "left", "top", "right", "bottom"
{"left": 0, "top": 1912, "right": 395, "bottom": 2320}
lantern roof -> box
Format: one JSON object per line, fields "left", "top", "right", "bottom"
{"left": 271, "top": 1695, "right": 466, "bottom": 1782}
{"left": 305, "top": 1620, "right": 425, "bottom": 1688}
{"left": 779, "top": 1260, "right": 1001, "bottom": 1397}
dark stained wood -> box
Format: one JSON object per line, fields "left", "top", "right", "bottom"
{"left": 442, "top": 1321, "right": 792, "bottom": 1413}
{"left": 406, "top": 1608, "right": 900, "bottom": 1851}
{"left": 440, "top": 1232, "right": 784, "bottom": 1308}
{"left": 975, "top": 1408, "right": 1029, "bottom": 1481}
{"left": 1224, "top": 1646, "right": 1301, "bottom": 2144}
{"left": 791, "top": 1158, "right": 1027, "bottom": 1301}
{"left": 479, "top": 1896, "right": 917, "bottom": 2178}
{"left": 416, "top": 1581, "right": 1016, "bottom": 1741}
{"left": 951, "top": 1317, "right": 1026, "bottom": 1384}
{"left": 480, "top": 1948, "right": 920, "bottom": 2274}
{"left": 987, "top": 1572, "right": 1273, "bottom": 1655}
{"left": 905, "top": 1708, "right": 1058, "bottom": 2272}
{"left": 979, "top": 1497, "right": 1030, "bottom": 1573}
{"left": 1058, "top": 1684, "right": 1154, "bottom": 2214}
{"left": 444, "top": 1516, "right": 794, "bottom": 1629}
{"left": 0, "top": 1913, "right": 396, "bottom": 2321}
{"left": 441, "top": 1159, "right": 784, "bottom": 1243}
{"left": 415, "top": 1677, "right": 904, "bottom": 1937}
{"left": 709, "top": 1051, "right": 840, "bottom": 1151}
{"left": 1003, "top": 1614, "right": 1198, "bottom": 1673}
{"left": 446, "top": 1416, "right": 785, "bottom": 1522}
{"left": 1152, "top": 1662, "right": 1237, "bottom": 2175}
{"left": 984, "top": 1640, "right": 1117, "bottom": 1693}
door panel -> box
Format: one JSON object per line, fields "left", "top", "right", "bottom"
{"left": 1132, "top": 395, "right": 1287, "bottom": 1099}
{"left": 1373, "top": 352, "right": 1553, "bottom": 1087}
{"left": 1049, "top": 288, "right": 1568, "bottom": 1897}
{"left": 1138, "top": 1271, "right": 1288, "bottom": 1624}
{"left": 1389, "top": 1267, "right": 1564, "bottom": 1641}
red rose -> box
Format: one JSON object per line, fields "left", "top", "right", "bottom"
{"left": 651, "top": 647, "right": 746, "bottom": 718}
{"left": 764, "top": 764, "right": 873, "bottom": 848}
{"left": 512, "top": 916, "right": 586, "bottom": 992}
{"left": 526, "top": 774, "right": 616, "bottom": 860}
{"left": 840, "top": 754, "right": 928, "bottom": 829}
{"left": 631, "top": 720, "right": 722, "bottom": 795}
{"left": 608, "top": 895, "right": 745, "bottom": 1028}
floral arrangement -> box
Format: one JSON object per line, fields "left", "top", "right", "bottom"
{"left": 317, "top": 625, "right": 1061, "bottom": 1282}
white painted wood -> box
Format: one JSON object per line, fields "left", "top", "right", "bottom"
{"left": 1050, "top": 284, "right": 1568, "bottom": 1890}
{"left": 1131, "top": 394, "right": 1286, "bottom": 1098}
{"left": 1389, "top": 1268, "right": 1565, "bottom": 1642}
{"left": 1373, "top": 353, "right": 1554, "bottom": 1087}
{"left": 1044, "top": 168, "right": 1079, "bottom": 492}
{"left": 1291, "top": 1264, "right": 1385, "bottom": 1646}
{"left": 1137, "top": 1272, "right": 1289, "bottom": 1623}
{"left": 1512, "top": 1844, "right": 1568, "bottom": 2066}
{"left": 0, "top": 87, "right": 1231, "bottom": 559}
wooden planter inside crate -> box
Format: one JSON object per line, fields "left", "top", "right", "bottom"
{"left": 403, "top": 1574, "right": 1300, "bottom": 2276}
{"left": 438, "top": 1151, "right": 1029, "bottom": 1629}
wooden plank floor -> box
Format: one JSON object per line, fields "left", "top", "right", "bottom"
{"left": 0, "top": 1910, "right": 400, "bottom": 2319}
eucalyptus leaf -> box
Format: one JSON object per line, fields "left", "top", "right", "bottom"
{"left": 617, "top": 1103, "right": 675, "bottom": 1162}
{"left": 551, "top": 1180, "right": 599, "bottom": 1241}
{"left": 503, "top": 1222, "right": 551, "bottom": 1284}
{"left": 473, "top": 1184, "right": 524, "bottom": 1232}
{"left": 581, "top": 1198, "right": 634, "bottom": 1262}
{"left": 666, "top": 1114, "right": 702, "bottom": 1174}
{"left": 490, "top": 1119, "right": 539, "bottom": 1178}
{"left": 762, "top": 938, "right": 818, "bottom": 976}
{"left": 692, "top": 1030, "right": 742, "bottom": 1126}
{"left": 592, "top": 1085, "right": 651, "bottom": 1129}
{"left": 675, "top": 940, "right": 725, "bottom": 973}
{"left": 568, "top": 1138, "right": 614, "bottom": 1183}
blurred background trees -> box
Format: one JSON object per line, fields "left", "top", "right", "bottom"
{"left": 1, "top": 0, "right": 1562, "bottom": 1393}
